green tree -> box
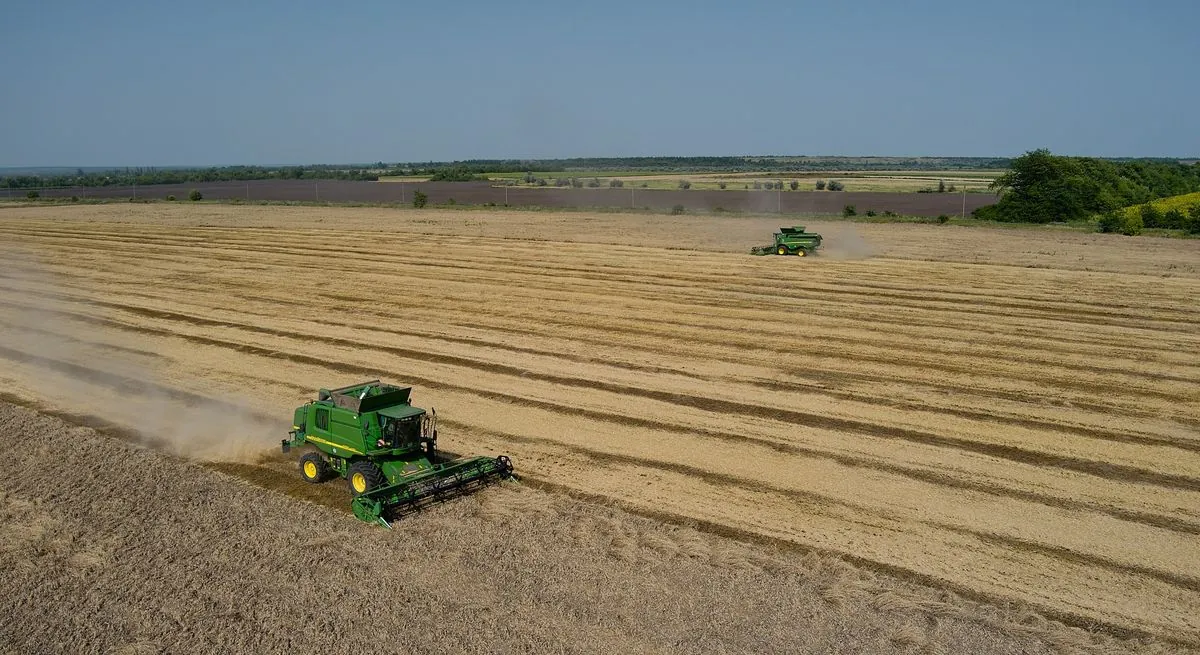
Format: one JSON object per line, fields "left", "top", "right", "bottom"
{"left": 938, "top": 179, "right": 946, "bottom": 193}
{"left": 1140, "top": 203, "right": 1163, "bottom": 228}
{"left": 412, "top": 190, "right": 428, "bottom": 208}
{"left": 815, "top": 180, "right": 826, "bottom": 190}
{"left": 1122, "top": 212, "right": 1143, "bottom": 236}
{"left": 188, "top": 189, "right": 202, "bottom": 201}
{"left": 843, "top": 204, "right": 857, "bottom": 217}
{"left": 789, "top": 180, "right": 799, "bottom": 190}
{"left": 678, "top": 180, "right": 691, "bottom": 189}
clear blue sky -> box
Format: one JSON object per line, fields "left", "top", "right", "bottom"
{"left": 2, "top": 0, "right": 1197, "bottom": 166}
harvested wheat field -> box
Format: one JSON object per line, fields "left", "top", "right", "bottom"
{"left": 1, "top": 203, "right": 1198, "bottom": 653}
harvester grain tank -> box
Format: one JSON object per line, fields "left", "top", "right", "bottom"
{"left": 750, "top": 226, "right": 823, "bottom": 256}
{"left": 282, "top": 380, "right": 513, "bottom": 527}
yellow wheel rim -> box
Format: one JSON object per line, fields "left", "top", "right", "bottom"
{"left": 351, "top": 472, "right": 367, "bottom": 493}
{"left": 777, "top": 247, "right": 786, "bottom": 255}
{"left": 303, "top": 461, "right": 317, "bottom": 479}
{"left": 797, "top": 249, "right": 806, "bottom": 257}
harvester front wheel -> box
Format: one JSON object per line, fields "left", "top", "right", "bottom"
{"left": 299, "top": 452, "right": 330, "bottom": 484}
{"left": 776, "top": 246, "right": 787, "bottom": 255}
{"left": 347, "top": 461, "right": 387, "bottom": 496}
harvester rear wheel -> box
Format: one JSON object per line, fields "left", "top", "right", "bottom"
{"left": 796, "top": 248, "right": 807, "bottom": 257}
{"left": 776, "top": 246, "right": 787, "bottom": 255}
{"left": 299, "top": 452, "right": 330, "bottom": 484}
{"left": 347, "top": 461, "right": 387, "bottom": 496}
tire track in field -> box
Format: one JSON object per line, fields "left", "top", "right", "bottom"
{"left": 11, "top": 228, "right": 1199, "bottom": 338}
{"left": 3, "top": 286, "right": 1197, "bottom": 460}
{"left": 6, "top": 307, "right": 1199, "bottom": 528}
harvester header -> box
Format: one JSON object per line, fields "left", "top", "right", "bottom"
{"left": 283, "top": 380, "right": 513, "bottom": 527}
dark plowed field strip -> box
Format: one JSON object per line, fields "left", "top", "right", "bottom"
{"left": 1, "top": 203, "right": 1199, "bottom": 645}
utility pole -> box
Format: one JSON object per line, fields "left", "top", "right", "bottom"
{"left": 504, "top": 185, "right": 508, "bottom": 206}
{"left": 631, "top": 187, "right": 634, "bottom": 208}
{"left": 245, "top": 183, "right": 250, "bottom": 200}
{"left": 777, "top": 181, "right": 782, "bottom": 213}
{"left": 315, "top": 182, "right": 319, "bottom": 202}
{"left": 961, "top": 188, "right": 966, "bottom": 220}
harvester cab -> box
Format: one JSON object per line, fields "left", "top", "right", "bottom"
{"left": 750, "top": 226, "right": 823, "bottom": 256}
{"left": 283, "top": 380, "right": 513, "bottom": 527}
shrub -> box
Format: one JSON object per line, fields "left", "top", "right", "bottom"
{"left": 523, "top": 172, "right": 535, "bottom": 184}
{"left": 555, "top": 178, "right": 570, "bottom": 187}
{"left": 188, "top": 189, "right": 202, "bottom": 201}
{"left": 718, "top": 182, "right": 726, "bottom": 190}
{"left": 938, "top": 179, "right": 947, "bottom": 193}
{"left": 1162, "top": 208, "right": 1186, "bottom": 230}
{"left": 814, "top": 180, "right": 826, "bottom": 190}
{"left": 843, "top": 204, "right": 857, "bottom": 217}
{"left": 447, "top": 198, "right": 457, "bottom": 205}
{"left": 1139, "top": 203, "right": 1163, "bottom": 228}
{"left": 609, "top": 179, "right": 624, "bottom": 188}
{"left": 26, "top": 190, "right": 39, "bottom": 199}
{"left": 827, "top": 180, "right": 845, "bottom": 191}
{"left": 883, "top": 210, "right": 897, "bottom": 217}
{"left": 917, "top": 187, "right": 935, "bottom": 193}
{"left": 70, "top": 195, "right": 79, "bottom": 202}
{"left": 678, "top": 180, "right": 691, "bottom": 189}
{"left": 571, "top": 178, "right": 584, "bottom": 188}
{"left": 865, "top": 209, "right": 876, "bottom": 217}
{"left": 1122, "top": 212, "right": 1143, "bottom": 236}
{"left": 753, "top": 181, "right": 762, "bottom": 190}
{"left": 412, "top": 190, "right": 428, "bottom": 208}
{"left": 1188, "top": 205, "right": 1200, "bottom": 234}
{"left": 713, "top": 206, "right": 726, "bottom": 213}
{"left": 166, "top": 195, "right": 176, "bottom": 201}
{"left": 947, "top": 184, "right": 957, "bottom": 192}
{"left": 936, "top": 214, "right": 950, "bottom": 224}
{"left": 1097, "top": 209, "right": 1124, "bottom": 233}
{"left": 535, "top": 178, "right": 547, "bottom": 187}
{"left": 789, "top": 180, "right": 799, "bottom": 190}
{"left": 670, "top": 204, "right": 685, "bottom": 215}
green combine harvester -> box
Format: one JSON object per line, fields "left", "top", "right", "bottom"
{"left": 282, "top": 380, "right": 513, "bottom": 527}
{"left": 750, "top": 226, "right": 823, "bottom": 256}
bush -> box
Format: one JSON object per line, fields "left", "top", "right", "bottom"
{"left": 412, "top": 190, "right": 428, "bottom": 208}
{"left": 947, "top": 184, "right": 957, "bottom": 192}
{"left": 883, "top": 210, "right": 897, "bottom": 217}
{"left": 555, "top": 178, "right": 570, "bottom": 187}
{"left": 523, "top": 172, "right": 535, "bottom": 184}
{"left": 865, "top": 209, "right": 876, "bottom": 217}
{"left": 188, "top": 189, "right": 202, "bottom": 201}
{"left": 670, "top": 204, "right": 685, "bottom": 215}
{"left": 843, "top": 204, "right": 857, "bottom": 217}
{"left": 26, "top": 190, "right": 39, "bottom": 199}
{"left": 718, "top": 182, "right": 726, "bottom": 190}
{"left": 814, "top": 180, "right": 826, "bottom": 190}
{"left": 447, "top": 198, "right": 456, "bottom": 205}
{"left": 753, "top": 181, "right": 762, "bottom": 190}
{"left": 1097, "top": 209, "right": 1124, "bottom": 233}
{"left": 1162, "top": 208, "right": 1186, "bottom": 230}
{"left": 166, "top": 195, "right": 176, "bottom": 201}
{"left": 917, "top": 187, "right": 935, "bottom": 193}
{"left": 936, "top": 214, "right": 950, "bottom": 224}
{"left": 1122, "top": 212, "right": 1143, "bottom": 236}
{"left": 70, "top": 195, "right": 79, "bottom": 202}
{"left": 828, "top": 180, "right": 845, "bottom": 191}
{"left": 938, "top": 179, "right": 947, "bottom": 193}
{"left": 609, "top": 179, "right": 624, "bottom": 188}
{"left": 1189, "top": 205, "right": 1200, "bottom": 234}
{"left": 678, "top": 180, "right": 691, "bottom": 189}
{"left": 789, "top": 180, "right": 799, "bottom": 190}
{"left": 535, "top": 178, "right": 547, "bottom": 187}
{"left": 1140, "top": 203, "right": 1163, "bottom": 228}
{"left": 587, "top": 178, "right": 601, "bottom": 188}
{"left": 571, "top": 178, "right": 584, "bottom": 188}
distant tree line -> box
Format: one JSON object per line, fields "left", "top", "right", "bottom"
{"left": 0, "top": 165, "right": 379, "bottom": 189}
{"left": 974, "top": 150, "right": 1200, "bottom": 224}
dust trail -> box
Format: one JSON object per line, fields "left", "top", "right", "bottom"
{"left": 819, "top": 224, "right": 876, "bottom": 260}
{"left": 0, "top": 249, "right": 281, "bottom": 462}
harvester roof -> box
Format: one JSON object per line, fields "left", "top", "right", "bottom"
{"left": 377, "top": 404, "right": 425, "bottom": 420}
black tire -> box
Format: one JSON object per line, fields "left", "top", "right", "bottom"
{"left": 776, "top": 245, "right": 787, "bottom": 255}
{"left": 299, "top": 452, "right": 330, "bottom": 484}
{"left": 796, "top": 247, "right": 807, "bottom": 257}
{"left": 347, "top": 460, "right": 387, "bottom": 497}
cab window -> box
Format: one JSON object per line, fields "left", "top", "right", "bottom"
{"left": 315, "top": 408, "right": 329, "bottom": 431}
